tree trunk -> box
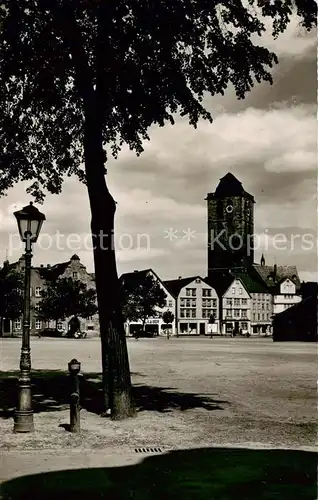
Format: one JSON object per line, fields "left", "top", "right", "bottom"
{"left": 84, "top": 116, "right": 135, "bottom": 420}
{"left": 51, "top": 4, "right": 134, "bottom": 419}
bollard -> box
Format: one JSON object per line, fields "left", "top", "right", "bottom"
{"left": 68, "top": 358, "right": 81, "bottom": 433}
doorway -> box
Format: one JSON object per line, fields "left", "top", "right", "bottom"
{"left": 199, "top": 323, "right": 206, "bottom": 335}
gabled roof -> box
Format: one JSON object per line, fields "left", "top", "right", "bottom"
{"left": 35, "top": 261, "right": 70, "bottom": 281}
{"left": 231, "top": 271, "right": 269, "bottom": 294}
{"left": 120, "top": 269, "right": 173, "bottom": 296}
{"left": 164, "top": 276, "right": 208, "bottom": 298}
{"left": 120, "top": 268, "right": 151, "bottom": 283}
{"left": 206, "top": 172, "right": 254, "bottom": 201}
{"left": 253, "top": 264, "right": 301, "bottom": 289}
{"left": 205, "top": 273, "right": 235, "bottom": 296}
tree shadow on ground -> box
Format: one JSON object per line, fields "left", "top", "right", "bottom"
{"left": 1, "top": 447, "right": 316, "bottom": 500}
{"left": 0, "top": 370, "right": 228, "bottom": 418}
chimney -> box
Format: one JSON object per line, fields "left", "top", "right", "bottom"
{"left": 178, "top": 276, "right": 182, "bottom": 280}
{"left": 273, "top": 264, "right": 277, "bottom": 281}
{"left": 47, "top": 264, "right": 51, "bottom": 268}
{"left": 40, "top": 264, "right": 44, "bottom": 268}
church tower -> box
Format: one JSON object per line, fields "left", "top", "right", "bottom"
{"left": 206, "top": 173, "right": 255, "bottom": 276}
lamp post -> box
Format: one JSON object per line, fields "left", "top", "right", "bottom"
{"left": 13, "top": 202, "right": 45, "bottom": 433}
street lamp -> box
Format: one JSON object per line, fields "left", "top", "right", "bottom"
{"left": 13, "top": 202, "right": 45, "bottom": 433}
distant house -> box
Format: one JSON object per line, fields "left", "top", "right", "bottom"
{"left": 120, "top": 269, "right": 176, "bottom": 337}
{"left": 273, "top": 295, "right": 317, "bottom": 342}
{"left": 272, "top": 277, "right": 302, "bottom": 316}
{"left": 164, "top": 276, "right": 219, "bottom": 335}
{"left": 8, "top": 254, "right": 98, "bottom": 336}
{"left": 232, "top": 272, "right": 273, "bottom": 335}
{"left": 252, "top": 262, "right": 301, "bottom": 292}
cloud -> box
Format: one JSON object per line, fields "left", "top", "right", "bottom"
{"left": 254, "top": 15, "right": 317, "bottom": 57}
{"left": 117, "top": 247, "right": 168, "bottom": 263}
{"left": 0, "top": 20, "right": 316, "bottom": 281}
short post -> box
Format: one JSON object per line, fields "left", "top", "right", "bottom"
{"left": 68, "top": 358, "right": 81, "bottom": 433}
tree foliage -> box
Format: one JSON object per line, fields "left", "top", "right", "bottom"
{"left": 120, "top": 273, "right": 167, "bottom": 328}
{"left": 0, "top": 262, "right": 23, "bottom": 333}
{"left": 0, "top": 1, "right": 315, "bottom": 199}
{"left": 38, "top": 277, "right": 98, "bottom": 327}
{"left": 162, "top": 310, "right": 175, "bottom": 325}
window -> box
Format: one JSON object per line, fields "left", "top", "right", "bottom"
{"left": 241, "top": 322, "right": 248, "bottom": 330}
{"left": 35, "top": 319, "right": 42, "bottom": 330}
{"left": 57, "top": 322, "right": 65, "bottom": 331}
{"left": 226, "top": 299, "right": 232, "bottom": 306}
{"left": 191, "top": 308, "right": 196, "bottom": 318}
{"left": 234, "top": 298, "right": 240, "bottom": 306}
{"left": 186, "top": 299, "right": 190, "bottom": 307}
{"left": 226, "top": 309, "right": 232, "bottom": 317}
{"left": 180, "top": 310, "right": 185, "bottom": 318}
{"left": 191, "top": 289, "right": 196, "bottom": 297}
{"left": 253, "top": 313, "right": 256, "bottom": 321}
{"left": 191, "top": 299, "right": 196, "bottom": 307}
{"left": 73, "top": 272, "right": 78, "bottom": 279}
{"left": 241, "top": 298, "right": 247, "bottom": 305}
{"left": 14, "top": 320, "right": 21, "bottom": 330}
{"left": 180, "top": 298, "right": 185, "bottom": 307}
{"left": 241, "top": 310, "right": 247, "bottom": 318}
{"left": 166, "top": 299, "right": 173, "bottom": 307}
{"left": 34, "top": 287, "right": 41, "bottom": 297}
{"left": 258, "top": 313, "right": 260, "bottom": 320}
{"left": 232, "top": 288, "right": 235, "bottom": 294}
{"left": 202, "top": 288, "right": 212, "bottom": 297}
{"left": 186, "top": 289, "right": 190, "bottom": 297}
{"left": 186, "top": 309, "right": 191, "bottom": 318}
{"left": 212, "top": 299, "right": 217, "bottom": 307}
{"left": 234, "top": 309, "right": 240, "bottom": 317}
{"left": 35, "top": 304, "right": 40, "bottom": 312}
{"left": 239, "top": 288, "right": 242, "bottom": 295}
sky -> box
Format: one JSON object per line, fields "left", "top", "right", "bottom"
{"left": 0, "top": 16, "right": 317, "bottom": 282}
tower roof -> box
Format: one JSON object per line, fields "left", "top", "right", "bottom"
{"left": 207, "top": 172, "right": 254, "bottom": 201}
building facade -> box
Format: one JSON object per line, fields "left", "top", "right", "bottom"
{"left": 165, "top": 276, "right": 220, "bottom": 335}
{"left": 231, "top": 271, "right": 273, "bottom": 335}
{"left": 10, "top": 254, "right": 99, "bottom": 337}
{"left": 220, "top": 278, "right": 251, "bottom": 335}
{"left": 272, "top": 278, "right": 302, "bottom": 316}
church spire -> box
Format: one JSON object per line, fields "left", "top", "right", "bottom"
{"left": 260, "top": 253, "right": 265, "bottom": 266}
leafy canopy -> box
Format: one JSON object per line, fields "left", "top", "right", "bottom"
{"left": 162, "top": 310, "right": 175, "bottom": 325}
{"left": 0, "top": 1, "right": 315, "bottom": 201}
{"left": 38, "top": 277, "right": 98, "bottom": 322}
{"left": 120, "top": 273, "right": 167, "bottom": 323}
{"left": 0, "top": 262, "right": 23, "bottom": 320}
